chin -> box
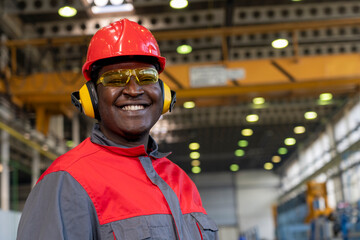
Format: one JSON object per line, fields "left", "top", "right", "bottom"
{"left": 121, "top": 126, "right": 149, "bottom": 137}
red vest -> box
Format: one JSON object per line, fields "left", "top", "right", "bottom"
{"left": 38, "top": 138, "right": 206, "bottom": 225}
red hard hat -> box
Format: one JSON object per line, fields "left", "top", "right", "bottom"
{"left": 82, "top": 18, "right": 166, "bottom": 81}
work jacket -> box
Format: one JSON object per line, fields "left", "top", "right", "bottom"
{"left": 17, "top": 125, "right": 218, "bottom": 240}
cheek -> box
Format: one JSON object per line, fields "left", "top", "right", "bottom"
{"left": 152, "top": 91, "right": 164, "bottom": 116}
{"left": 150, "top": 86, "right": 163, "bottom": 105}
{"left": 97, "top": 88, "right": 117, "bottom": 114}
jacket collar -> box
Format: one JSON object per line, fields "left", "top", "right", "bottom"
{"left": 90, "top": 123, "right": 170, "bottom": 159}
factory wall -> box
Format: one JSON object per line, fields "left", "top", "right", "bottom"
{"left": 0, "top": 210, "right": 21, "bottom": 240}
{"left": 276, "top": 95, "right": 360, "bottom": 239}
{"left": 191, "top": 170, "right": 280, "bottom": 240}
{"left": 236, "top": 171, "right": 280, "bottom": 239}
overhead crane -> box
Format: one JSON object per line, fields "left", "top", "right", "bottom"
{"left": 1, "top": 19, "right": 360, "bottom": 134}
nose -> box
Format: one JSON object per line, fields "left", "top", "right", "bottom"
{"left": 122, "top": 76, "right": 144, "bottom": 97}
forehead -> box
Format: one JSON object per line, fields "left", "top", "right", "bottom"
{"left": 99, "top": 61, "right": 156, "bottom": 76}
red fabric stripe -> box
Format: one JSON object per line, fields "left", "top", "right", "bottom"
{"left": 153, "top": 156, "right": 207, "bottom": 215}
{"left": 196, "top": 222, "right": 203, "bottom": 240}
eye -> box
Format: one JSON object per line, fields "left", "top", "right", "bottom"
{"left": 106, "top": 78, "right": 124, "bottom": 85}
{"left": 139, "top": 76, "right": 157, "bottom": 84}
{"left": 102, "top": 72, "right": 128, "bottom": 86}
{"left": 138, "top": 69, "right": 158, "bottom": 84}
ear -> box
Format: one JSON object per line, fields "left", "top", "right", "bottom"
{"left": 159, "top": 79, "right": 176, "bottom": 114}
{"left": 71, "top": 81, "right": 100, "bottom": 120}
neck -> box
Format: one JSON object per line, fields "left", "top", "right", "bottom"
{"left": 124, "top": 134, "right": 149, "bottom": 149}
{"left": 99, "top": 125, "right": 149, "bottom": 149}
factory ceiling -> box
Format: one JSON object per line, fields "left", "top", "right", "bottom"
{"left": 0, "top": 0, "right": 359, "bottom": 175}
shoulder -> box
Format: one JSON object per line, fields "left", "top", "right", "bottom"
{"left": 18, "top": 171, "right": 99, "bottom": 239}
{"left": 153, "top": 157, "right": 188, "bottom": 179}
{"left": 37, "top": 138, "right": 102, "bottom": 183}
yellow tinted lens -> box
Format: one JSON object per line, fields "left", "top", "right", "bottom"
{"left": 98, "top": 68, "right": 158, "bottom": 86}
{"left": 99, "top": 70, "right": 129, "bottom": 86}
{"left": 135, "top": 68, "right": 158, "bottom": 85}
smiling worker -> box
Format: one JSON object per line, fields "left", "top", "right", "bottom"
{"left": 17, "top": 19, "right": 218, "bottom": 240}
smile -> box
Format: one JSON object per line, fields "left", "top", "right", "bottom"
{"left": 121, "top": 105, "right": 146, "bottom": 111}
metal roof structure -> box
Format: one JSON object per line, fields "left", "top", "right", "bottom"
{"left": 0, "top": 0, "right": 359, "bottom": 176}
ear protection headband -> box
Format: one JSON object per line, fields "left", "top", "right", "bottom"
{"left": 71, "top": 80, "right": 176, "bottom": 120}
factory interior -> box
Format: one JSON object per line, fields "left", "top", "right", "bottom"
{"left": 1, "top": 0, "right": 360, "bottom": 239}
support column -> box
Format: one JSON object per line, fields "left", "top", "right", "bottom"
{"left": 57, "top": 115, "right": 66, "bottom": 153}
{"left": 50, "top": 115, "right": 66, "bottom": 153}
{"left": 327, "top": 122, "right": 346, "bottom": 202}
{"left": 36, "top": 106, "right": 50, "bottom": 135}
{"left": 31, "top": 149, "right": 40, "bottom": 188}
{"left": 72, "top": 113, "right": 80, "bottom": 147}
{"left": 1, "top": 130, "right": 10, "bottom": 210}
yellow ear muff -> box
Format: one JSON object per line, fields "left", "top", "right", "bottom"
{"left": 162, "top": 81, "right": 172, "bottom": 114}
{"left": 79, "top": 83, "right": 96, "bottom": 119}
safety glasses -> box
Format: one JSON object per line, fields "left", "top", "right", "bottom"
{"left": 96, "top": 68, "right": 159, "bottom": 87}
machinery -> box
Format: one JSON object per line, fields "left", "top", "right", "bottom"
{"left": 276, "top": 181, "right": 333, "bottom": 240}
{"left": 305, "top": 181, "right": 333, "bottom": 223}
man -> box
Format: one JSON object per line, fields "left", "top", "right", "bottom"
{"left": 17, "top": 19, "right": 218, "bottom": 239}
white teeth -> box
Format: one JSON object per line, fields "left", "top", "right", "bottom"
{"left": 122, "top": 105, "right": 145, "bottom": 111}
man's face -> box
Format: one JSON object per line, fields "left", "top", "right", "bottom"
{"left": 96, "top": 61, "right": 163, "bottom": 145}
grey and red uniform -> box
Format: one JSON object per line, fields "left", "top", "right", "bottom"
{"left": 17, "top": 124, "right": 219, "bottom": 240}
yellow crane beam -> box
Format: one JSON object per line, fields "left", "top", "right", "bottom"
{"left": 1, "top": 55, "right": 359, "bottom": 134}
{"left": 7, "top": 54, "right": 360, "bottom": 101}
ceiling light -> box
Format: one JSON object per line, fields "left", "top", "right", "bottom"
{"left": 294, "top": 126, "right": 306, "bottom": 134}
{"left": 230, "top": 164, "right": 240, "bottom": 172}
{"left": 191, "top": 160, "right": 200, "bottom": 167}
{"left": 183, "top": 101, "right": 195, "bottom": 109}
{"left": 238, "top": 140, "right": 248, "bottom": 148}
{"left": 319, "top": 93, "right": 333, "bottom": 101}
{"left": 304, "top": 111, "right": 317, "bottom": 120}
{"left": 284, "top": 137, "right": 296, "bottom": 146}
{"left": 177, "top": 44, "right": 192, "bottom": 54}
{"left": 94, "top": 0, "right": 108, "bottom": 7}
{"left": 110, "top": 0, "right": 124, "bottom": 5}
{"left": 58, "top": 6, "right": 77, "bottom": 17}
{"left": 264, "top": 162, "right": 273, "bottom": 170}
{"left": 190, "top": 152, "right": 200, "bottom": 159}
{"left": 189, "top": 142, "right": 200, "bottom": 150}
{"left": 91, "top": 3, "right": 133, "bottom": 14}
{"left": 192, "top": 166, "right": 201, "bottom": 174}
{"left": 170, "top": 0, "right": 188, "bottom": 9}
{"left": 271, "top": 39, "right": 289, "bottom": 49}
{"left": 272, "top": 155, "right": 281, "bottom": 163}
{"left": 241, "top": 128, "right": 253, "bottom": 136}
{"left": 278, "top": 147, "right": 288, "bottom": 155}
{"left": 234, "top": 149, "right": 245, "bottom": 157}
{"left": 318, "top": 93, "right": 333, "bottom": 105}
{"left": 246, "top": 114, "right": 259, "bottom": 123}
{"left": 252, "top": 97, "right": 265, "bottom": 105}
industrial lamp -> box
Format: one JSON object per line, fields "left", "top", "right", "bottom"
{"left": 58, "top": 1, "right": 77, "bottom": 17}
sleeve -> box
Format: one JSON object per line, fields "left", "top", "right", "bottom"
{"left": 17, "top": 171, "right": 101, "bottom": 240}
